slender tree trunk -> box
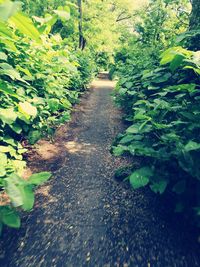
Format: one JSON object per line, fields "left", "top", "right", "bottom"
{"left": 77, "top": 0, "right": 86, "bottom": 50}
{"left": 188, "top": 0, "right": 200, "bottom": 50}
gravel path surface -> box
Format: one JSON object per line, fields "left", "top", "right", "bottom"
{"left": 0, "top": 75, "right": 200, "bottom": 267}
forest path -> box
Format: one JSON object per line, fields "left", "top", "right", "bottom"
{"left": 1, "top": 74, "right": 200, "bottom": 267}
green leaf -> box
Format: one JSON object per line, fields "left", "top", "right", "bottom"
{"left": 5, "top": 178, "right": 24, "bottom": 207}
{"left": 27, "top": 130, "right": 41, "bottom": 145}
{"left": 129, "top": 167, "right": 153, "bottom": 189}
{"left": 1, "top": 68, "right": 21, "bottom": 80}
{"left": 169, "top": 54, "right": 184, "bottom": 72}
{"left": 9, "top": 123, "right": 22, "bottom": 134}
{"left": 119, "top": 134, "right": 135, "bottom": 144}
{"left": 18, "top": 101, "right": 37, "bottom": 119}
{"left": 47, "top": 98, "right": 60, "bottom": 112}
{"left": 160, "top": 46, "right": 191, "bottom": 65}
{"left": 0, "top": 20, "right": 17, "bottom": 43}
{"left": 0, "top": 81, "right": 20, "bottom": 98}
{"left": 150, "top": 180, "right": 168, "bottom": 194}
{"left": 125, "top": 81, "right": 133, "bottom": 89}
{"left": 1, "top": 207, "right": 20, "bottom": 228}
{"left": 184, "top": 141, "right": 200, "bottom": 152}
{"left": 0, "top": 62, "right": 15, "bottom": 70}
{"left": 126, "top": 124, "right": 140, "bottom": 134}
{"left": 0, "top": 52, "right": 7, "bottom": 60}
{"left": 184, "top": 66, "right": 200, "bottom": 75}
{"left": 21, "top": 185, "right": 34, "bottom": 211}
{"left": 0, "top": 152, "right": 7, "bottom": 166}
{"left": 61, "top": 98, "right": 72, "bottom": 109}
{"left": 53, "top": 10, "right": 70, "bottom": 21}
{"left": 134, "top": 113, "right": 151, "bottom": 121}
{"left": 32, "top": 15, "right": 54, "bottom": 25}
{"left": 112, "top": 145, "right": 127, "bottom": 156}
{"left": 0, "top": 145, "right": 10, "bottom": 153}
{"left": 152, "top": 73, "right": 171, "bottom": 83}
{"left": 17, "top": 65, "right": 33, "bottom": 78}
{"left": 0, "top": 107, "right": 17, "bottom": 124}
{"left": 11, "top": 160, "right": 26, "bottom": 175}
{"left": 3, "top": 136, "right": 17, "bottom": 146}
{"left": 28, "top": 172, "right": 52, "bottom": 186}
{"left": 9, "top": 12, "right": 41, "bottom": 42}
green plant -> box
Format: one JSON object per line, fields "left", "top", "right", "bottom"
{"left": 112, "top": 46, "right": 200, "bottom": 222}
{"left": 0, "top": 0, "right": 95, "bottom": 234}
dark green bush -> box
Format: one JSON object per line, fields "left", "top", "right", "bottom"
{"left": 112, "top": 46, "right": 200, "bottom": 224}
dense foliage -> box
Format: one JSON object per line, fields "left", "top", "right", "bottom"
{"left": 0, "top": 0, "right": 95, "bottom": 232}
{"left": 0, "top": 0, "right": 140, "bottom": 235}
{"left": 112, "top": 0, "right": 200, "bottom": 224}
{"left": 1, "top": 0, "right": 199, "bottom": 235}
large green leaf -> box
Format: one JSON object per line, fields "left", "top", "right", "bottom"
{"left": 18, "top": 101, "right": 37, "bottom": 119}
{"left": 0, "top": 81, "right": 20, "bottom": 98}
{"left": 1, "top": 207, "right": 20, "bottom": 228}
{"left": 169, "top": 54, "right": 184, "bottom": 72}
{"left": 0, "top": 107, "right": 17, "bottom": 124}
{"left": 126, "top": 124, "right": 140, "bottom": 134}
{"left": 129, "top": 167, "right": 153, "bottom": 189}
{"left": 184, "top": 141, "right": 200, "bottom": 152}
{"left": 160, "top": 47, "right": 192, "bottom": 65}
{"left": 5, "top": 178, "right": 24, "bottom": 207}
{"left": 119, "top": 134, "right": 135, "bottom": 144}
{"left": 28, "top": 172, "right": 52, "bottom": 186}
{"left": 9, "top": 12, "right": 41, "bottom": 42}
{"left": 1, "top": 68, "right": 22, "bottom": 80}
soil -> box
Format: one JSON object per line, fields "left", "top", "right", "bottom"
{"left": 0, "top": 74, "right": 200, "bottom": 267}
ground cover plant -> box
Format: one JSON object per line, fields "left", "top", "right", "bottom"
{"left": 0, "top": 0, "right": 95, "bottom": 233}
{"left": 112, "top": 0, "right": 200, "bottom": 224}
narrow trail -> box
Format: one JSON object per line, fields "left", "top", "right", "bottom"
{"left": 1, "top": 75, "right": 200, "bottom": 267}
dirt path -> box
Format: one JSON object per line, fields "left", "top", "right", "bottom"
{"left": 1, "top": 75, "right": 200, "bottom": 267}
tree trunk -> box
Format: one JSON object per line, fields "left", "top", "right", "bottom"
{"left": 77, "top": 0, "right": 86, "bottom": 50}
{"left": 189, "top": 0, "right": 200, "bottom": 50}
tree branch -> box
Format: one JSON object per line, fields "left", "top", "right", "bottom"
{"left": 116, "top": 15, "right": 132, "bottom": 22}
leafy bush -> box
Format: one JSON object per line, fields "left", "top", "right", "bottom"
{"left": 69, "top": 50, "right": 97, "bottom": 91}
{"left": 0, "top": 0, "right": 94, "bottom": 233}
{"left": 112, "top": 46, "right": 200, "bottom": 223}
